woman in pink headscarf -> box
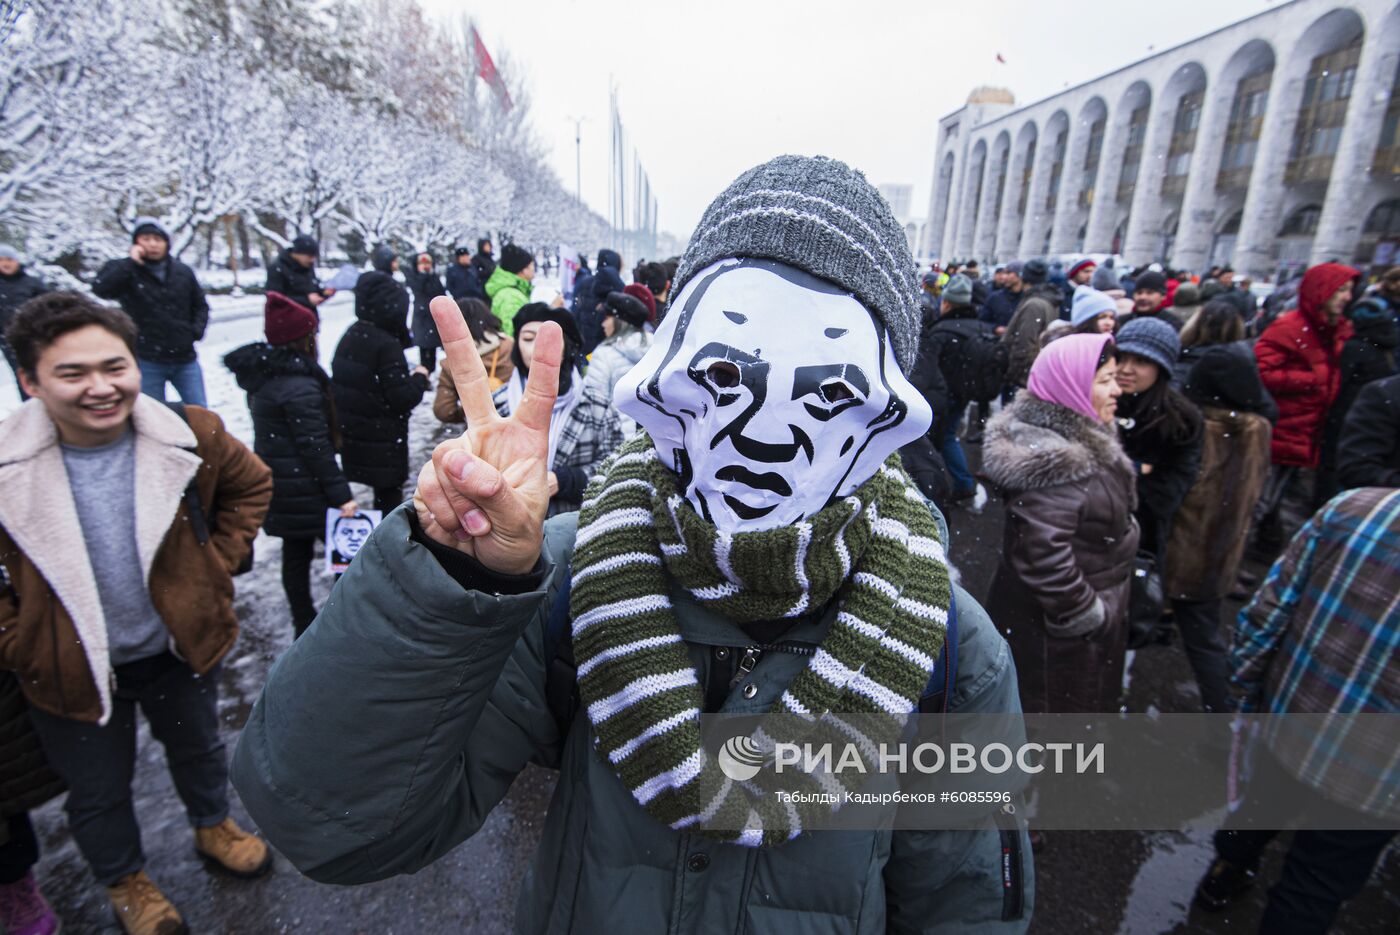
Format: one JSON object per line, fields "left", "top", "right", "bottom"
{"left": 980, "top": 334, "right": 1141, "bottom": 714}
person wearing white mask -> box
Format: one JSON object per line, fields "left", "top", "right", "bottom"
{"left": 231, "top": 155, "right": 1035, "bottom": 933}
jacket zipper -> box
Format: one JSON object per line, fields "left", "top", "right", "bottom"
{"left": 727, "top": 642, "right": 817, "bottom": 688}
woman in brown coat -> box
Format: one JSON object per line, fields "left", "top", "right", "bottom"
{"left": 1166, "top": 299, "right": 1275, "bottom": 712}
{"left": 433, "top": 297, "right": 514, "bottom": 423}
{"left": 982, "top": 333, "right": 1140, "bottom": 714}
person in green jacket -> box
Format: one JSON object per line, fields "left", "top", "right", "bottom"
{"left": 232, "top": 155, "right": 1035, "bottom": 933}
{"left": 484, "top": 243, "right": 536, "bottom": 336}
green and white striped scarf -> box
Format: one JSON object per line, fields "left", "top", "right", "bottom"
{"left": 569, "top": 435, "right": 951, "bottom": 846}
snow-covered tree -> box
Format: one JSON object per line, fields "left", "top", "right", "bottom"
{"left": 0, "top": 0, "right": 150, "bottom": 223}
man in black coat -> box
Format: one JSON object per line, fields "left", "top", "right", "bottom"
{"left": 1337, "top": 374, "right": 1400, "bottom": 490}
{"left": 445, "top": 246, "right": 485, "bottom": 301}
{"left": 265, "top": 235, "right": 333, "bottom": 311}
{"left": 92, "top": 218, "right": 211, "bottom": 405}
{"left": 403, "top": 252, "right": 447, "bottom": 372}
{"left": 911, "top": 274, "right": 989, "bottom": 502}
{"left": 0, "top": 245, "right": 49, "bottom": 399}
{"left": 469, "top": 238, "right": 496, "bottom": 283}
{"left": 332, "top": 248, "right": 430, "bottom": 515}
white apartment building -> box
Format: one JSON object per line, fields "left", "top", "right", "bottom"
{"left": 922, "top": 0, "right": 1400, "bottom": 280}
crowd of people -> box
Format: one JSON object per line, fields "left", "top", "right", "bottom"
{"left": 0, "top": 160, "right": 1397, "bottom": 934}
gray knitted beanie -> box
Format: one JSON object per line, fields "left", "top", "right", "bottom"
{"left": 671, "top": 155, "right": 922, "bottom": 372}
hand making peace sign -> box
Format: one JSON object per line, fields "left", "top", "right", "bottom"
{"left": 412, "top": 295, "right": 563, "bottom": 575}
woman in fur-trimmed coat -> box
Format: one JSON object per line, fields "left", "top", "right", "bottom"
{"left": 982, "top": 334, "right": 1140, "bottom": 714}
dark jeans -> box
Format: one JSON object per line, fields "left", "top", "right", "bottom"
{"left": 136, "top": 357, "right": 207, "bottom": 407}
{"left": 1170, "top": 598, "right": 1231, "bottom": 713}
{"left": 0, "top": 813, "right": 38, "bottom": 885}
{"left": 373, "top": 484, "right": 404, "bottom": 516}
{"left": 27, "top": 653, "right": 229, "bottom": 885}
{"left": 1214, "top": 751, "right": 1395, "bottom": 934}
{"left": 939, "top": 407, "right": 976, "bottom": 495}
{"left": 281, "top": 536, "right": 319, "bottom": 637}
{"left": 418, "top": 345, "right": 437, "bottom": 373}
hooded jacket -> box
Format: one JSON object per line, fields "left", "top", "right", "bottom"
{"left": 981, "top": 394, "right": 1139, "bottom": 714}
{"left": 1337, "top": 374, "right": 1400, "bottom": 490}
{"left": 92, "top": 226, "right": 209, "bottom": 364}
{"left": 0, "top": 398, "right": 270, "bottom": 724}
{"left": 485, "top": 265, "right": 530, "bottom": 337}
{"left": 332, "top": 273, "right": 428, "bottom": 488}
{"left": 231, "top": 504, "right": 1034, "bottom": 933}
{"left": 1255, "top": 263, "right": 1358, "bottom": 468}
{"left": 225, "top": 343, "right": 351, "bottom": 539}
{"left": 579, "top": 249, "right": 626, "bottom": 353}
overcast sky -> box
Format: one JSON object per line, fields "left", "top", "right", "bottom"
{"left": 423, "top": 0, "right": 1275, "bottom": 241}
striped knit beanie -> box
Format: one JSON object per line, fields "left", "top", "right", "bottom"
{"left": 672, "top": 155, "right": 922, "bottom": 372}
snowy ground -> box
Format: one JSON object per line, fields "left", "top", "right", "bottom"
{"left": 2, "top": 281, "right": 1395, "bottom": 933}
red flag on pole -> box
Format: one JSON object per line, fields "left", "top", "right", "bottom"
{"left": 471, "top": 26, "right": 513, "bottom": 112}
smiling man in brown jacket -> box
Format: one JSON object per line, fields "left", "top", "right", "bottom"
{"left": 0, "top": 293, "right": 273, "bottom": 935}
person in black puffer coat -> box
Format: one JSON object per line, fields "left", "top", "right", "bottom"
{"left": 404, "top": 252, "right": 447, "bottom": 372}
{"left": 333, "top": 245, "right": 429, "bottom": 513}
{"left": 579, "top": 248, "right": 625, "bottom": 354}
{"left": 1113, "top": 318, "right": 1204, "bottom": 561}
{"left": 1315, "top": 297, "right": 1399, "bottom": 502}
{"left": 0, "top": 245, "right": 49, "bottom": 399}
{"left": 1337, "top": 373, "right": 1400, "bottom": 489}
{"left": 226, "top": 293, "right": 358, "bottom": 636}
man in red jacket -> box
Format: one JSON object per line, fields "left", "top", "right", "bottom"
{"left": 1251, "top": 262, "right": 1358, "bottom": 553}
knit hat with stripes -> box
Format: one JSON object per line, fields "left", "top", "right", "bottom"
{"left": 672, "top": 155, "right": 922, "bottom": 372}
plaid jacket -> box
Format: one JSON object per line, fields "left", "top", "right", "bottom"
{"left": 493, "top": 383, "right": 624, "bottom": 518}
{"left": 1232, "top": 486, "right": 1400, "bottom": 818}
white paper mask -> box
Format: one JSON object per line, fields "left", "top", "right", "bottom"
{"left": 613, "top": 258, "right": 933, "bottom": 532}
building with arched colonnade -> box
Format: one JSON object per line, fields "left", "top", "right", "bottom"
{"left": 922, "top": 0, "right": 1400, "bottom": 281}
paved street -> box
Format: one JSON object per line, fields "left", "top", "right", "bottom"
{"left": 27, "top": 407, "right": 1397, "bottom": 933}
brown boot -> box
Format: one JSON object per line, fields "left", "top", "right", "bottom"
{"left": 107, "top": 871, "right": 188, "bottom": 935}
{"left": 194, "top": 817, "right": 274, "bottom": 878}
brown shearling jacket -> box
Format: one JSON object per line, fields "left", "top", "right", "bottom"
{"left": 0, "top": 397, "right": 271, "bottom": 724}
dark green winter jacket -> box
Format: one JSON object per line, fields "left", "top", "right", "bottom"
{"left": 232, "top": 505, "right": 1034, "bottom": 934}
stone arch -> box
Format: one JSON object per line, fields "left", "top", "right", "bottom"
{"left": 1108, "top": 80, "right": 1152, "bottom": 207}
{"left": 1022, "top": 109, "right": 1068, "bottom": 257}
{"left": 1355, "top": 198, "right": 1400, "bottom": 274}
{"left": 928, "top": 150, "right": 957, "bottom": 260}
{"left": 983, "top": 130, "right": 1013, "bottom": 258}
{"left": 998, "top": 119, "right": 1040, "bottom": 259}
{"left": 957, "top": 138, "right": 989, "bottom": 259}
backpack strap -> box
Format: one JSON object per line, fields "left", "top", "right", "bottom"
{"left": 918, "top": 588, "right": 958, "bottom": 714}
{"left": 163, "top": 401, "right": 211, "bottom": 547}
